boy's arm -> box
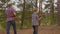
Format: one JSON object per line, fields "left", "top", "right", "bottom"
{"left": 38, "top": 14, "right": 42, "bottom": 20}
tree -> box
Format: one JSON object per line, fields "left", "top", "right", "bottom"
{"left": 50, "top": 0, "right": 54, "bottom": 24}
{"left": 1, "top": 0, "right": 6, "bottom": 3}
{"left": 57, "top": 0, "right": 60, "bottom": 26}
{"left": 20, "top": 0, "right": 25, "bottom": 29}
{"left": 50, "top": 0, "right": 54, "bottom": 15}
{"left": 39, "top": 0, "right": 43, "bottom": 13}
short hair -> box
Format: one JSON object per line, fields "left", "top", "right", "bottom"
{"left": 8, "top": 4, "right": 13, "bottom": 7}
{"left": 34, "top": 8, "right": 38, "bottom": 12}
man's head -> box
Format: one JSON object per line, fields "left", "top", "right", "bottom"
{"left": 34, "top": 8, "right": 39, "bottom": 14}
{"left": 8, "top": 4, "right": 13, "bottom": 8}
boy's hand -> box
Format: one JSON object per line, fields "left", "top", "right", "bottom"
{"left": 39, "top": 14, "right": 42, "bottom": 20}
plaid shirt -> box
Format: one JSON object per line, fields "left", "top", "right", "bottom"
{"left": 5, "top": 8, "right": 15, "bottom": 21}
{"left": 32, "top": 13, "right": 39, "bottom": 26}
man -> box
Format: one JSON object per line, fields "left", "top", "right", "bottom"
{"left": 5, "top": 4, "right": 17, "bottom": 34}
{"left": 32, "top": 8, "right": 41, "bottom": 34}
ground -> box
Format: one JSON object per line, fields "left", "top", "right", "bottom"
{"left": 0, "top": 25, "right": 60, "bottom": 34}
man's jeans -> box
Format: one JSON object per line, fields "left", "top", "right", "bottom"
{"left": 6, "top": 20, "right": 17, "bottom": 34}
{"left": 33, "top": 26, "right": 38, "bottom": 34}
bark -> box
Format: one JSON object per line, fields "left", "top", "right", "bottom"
{"left": 57, "top": 0, "right": 60, "bottom": 26}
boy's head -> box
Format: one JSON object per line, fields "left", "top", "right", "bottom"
{"left": 34, "top": 8, "right": 39, "bottom": 14}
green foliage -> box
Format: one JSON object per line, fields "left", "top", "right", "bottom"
{"left": 40, "top": 13, "right": 57, "bottom": 26}
{"left": 0, "top": 10, "right": 57, "bottom": 29}
{"left": 0, "top": 0, "right": 57, "bottom": 29}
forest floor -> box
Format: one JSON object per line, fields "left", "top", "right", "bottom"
{"left": 0, "top": 25, "right": 60, "bottom": 34}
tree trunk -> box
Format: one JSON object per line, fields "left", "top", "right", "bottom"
{"left": 50, "top": 0, "right": 54, "bottom": 16}
{"left": 40, "top": 0, "right": 42, "bottom": 13}
{"left": 38, "top": 0, "right": 43, "bottom": 26}
{"left": 21, "top": 0, "right": 25, "bottom": 29}
{"left": 35, "top": 0, "right": 38, "bottom": 8}
{"left": 57, "top": 0, "right": 60, "bottom": 26}
{"left": 50, "top": 0, "right": 54, "bottom": 24}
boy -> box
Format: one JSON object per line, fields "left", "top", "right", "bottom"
{"left": 32, "top": 8, "right": 41, "bottom": 34}
{"left": 5, "top": 4, "right": 17, "bottom": 34}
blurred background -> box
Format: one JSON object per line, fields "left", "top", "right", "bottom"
{"left": 0, "top": 0, "right": 59, "bottom": 30}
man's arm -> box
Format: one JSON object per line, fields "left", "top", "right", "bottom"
{"left": 13, "top": 11, "right": 16, "bottom": 17}
{"left": 13, "top": 11, "right": 17, "bottom": 19}
{"left": 12, "top": 8, "right": 16, "bottom": 17}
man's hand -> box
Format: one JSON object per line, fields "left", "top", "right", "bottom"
{"left": 13, "top": 12, "right": 16, "bottom": 17}
{"left": 13, "top": 12, "right": 17, "bottom": 19}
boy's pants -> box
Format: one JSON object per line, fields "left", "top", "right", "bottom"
{"left": 6, "top": 20, "right": 17, "bottom": 34}
{"left": 33, "top": 26, "right": 38, "bottom": 34}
